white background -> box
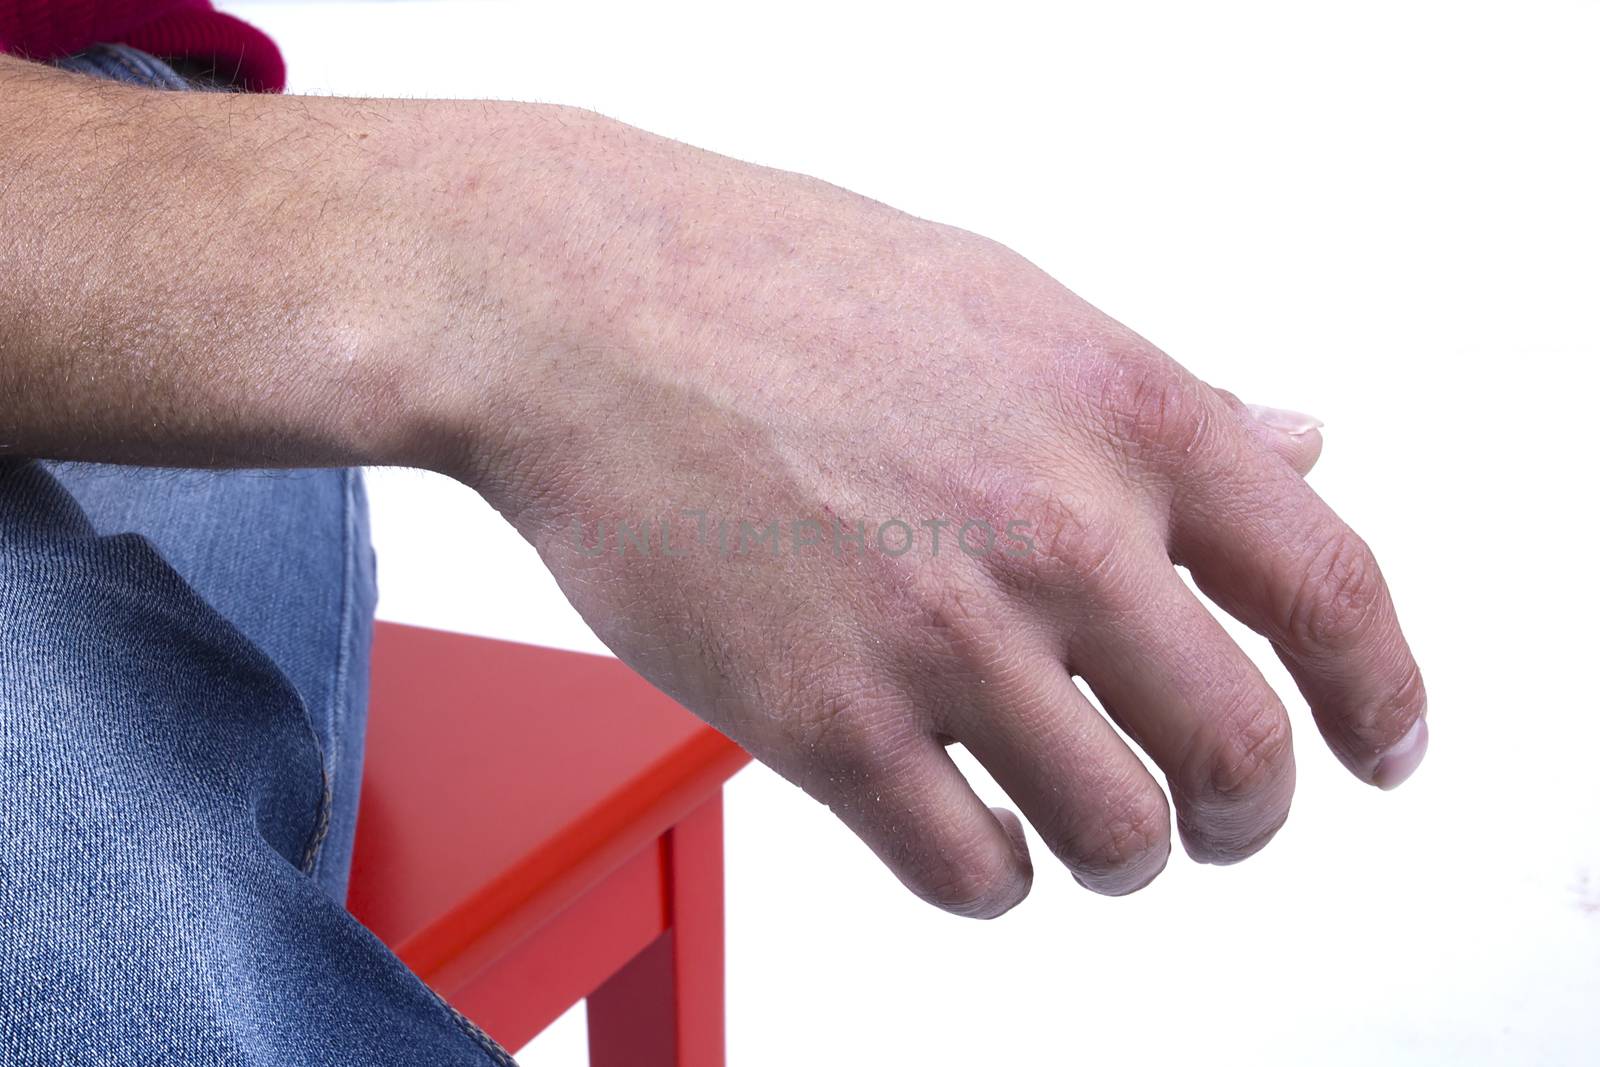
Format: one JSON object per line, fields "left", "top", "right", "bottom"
{"left": 226, "top": 3, "right": 1600, "bottom": 1063}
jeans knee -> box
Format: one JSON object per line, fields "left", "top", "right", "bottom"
{"left": 0, "top": 493, "right": 327, "bottom": 875}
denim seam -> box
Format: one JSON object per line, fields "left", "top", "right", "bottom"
{"left": 104, "top": 48, "right": 153, "bottom": 86}
{"left": 435, "top": 998, "right": 519, "bottom": 1067}
{"left": 305, "top": 468, "right": 360, "bottom": 879}
{"left": 296, "top": 761, "right": 334, "bottom": 875}
{"left": 100, "top": 44, "right": 181, "bottom": 90}
{"left": 319, "top": 472, "right": 510, "bottom": 1064}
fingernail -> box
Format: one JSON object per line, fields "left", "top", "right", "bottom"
{"left": 1247, "top": 404, "right": 1324, "bottom": 436}
{"left": 1372, "top": 717, "right": 1429, "bottom": 790}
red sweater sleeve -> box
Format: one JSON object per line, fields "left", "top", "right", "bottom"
{"left": 0, "top": 0, "right": 284, "bottom": 92}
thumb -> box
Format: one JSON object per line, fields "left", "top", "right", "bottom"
{"left": 1211, "top": 387, "right": 1325, "bottom": 476}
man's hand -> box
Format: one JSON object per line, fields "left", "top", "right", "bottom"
{"left": 0, "top": 60, "right": 1425, "bottom": 917}
{"left": 448, "top": 110, "right": 1427, "bottom": 914}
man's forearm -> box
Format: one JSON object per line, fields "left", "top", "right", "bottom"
{"left": 0, "top": 55, "right": 563, "bottom": 477}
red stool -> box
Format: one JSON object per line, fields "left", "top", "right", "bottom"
{"left": 347, "top": 622, "right": 749, "bottom": 1064}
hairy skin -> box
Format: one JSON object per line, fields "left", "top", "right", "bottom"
{"left": 0, "top": 55, "right": 1424, "bottom": 916}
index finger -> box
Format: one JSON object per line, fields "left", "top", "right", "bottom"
{"left": 1167, "top": 429, "right": 1428, "bottom": 789}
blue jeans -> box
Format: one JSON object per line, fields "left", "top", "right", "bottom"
{"left": 0, "top": 48, "right": 512, "bottom": 1066}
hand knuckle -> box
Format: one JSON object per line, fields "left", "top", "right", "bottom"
{"left": 786, "top": 683, "right": 904, "bottom": 781}
{"left": 1061, "top": 788, "right": 1170, "bottom": 879}
{"left": 1083, "top": 357, "right": 1217, "bottom": 466}
{"left": 902, "top": 579, "right": 1005, "bottom": 670}
{"left": 918, "top": 859, "right": 1020, "bottom": 918}
{"left": 1195, "top": 700, "right": 1294, "bottom": 804}
{"left": 1038, "top": 500, "right": 1120, "bottom": 576}
{"left": 995, "top": 491, "right": 1136, "bottom": 600}
{"left": 1286, "top": 526, "right": 1387, "bottom": 650}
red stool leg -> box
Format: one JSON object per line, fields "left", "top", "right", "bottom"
{"left": 587, "top": 792, "right": 726, "bottom": 1067}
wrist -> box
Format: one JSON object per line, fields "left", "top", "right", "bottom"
{"left": 394, "top": 104, "right": 667, "bottom": 502}
{"left": 292, "top": 97, "right": 545, "bottom": 480}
